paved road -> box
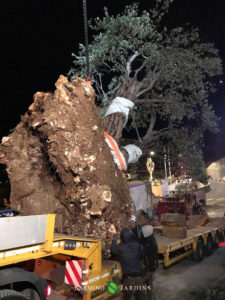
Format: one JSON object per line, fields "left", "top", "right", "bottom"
{"left": 154, "top": 179, "right": 225, "bottom": 300}
{"left": 154, "top": 247, "right": 225, "bottom": 300}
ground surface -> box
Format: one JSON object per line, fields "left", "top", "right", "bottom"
{"left": 154, "top": 179, "right": 225, "bottom": 300}
{"left": 155, "top": 247, "right": 225, "bottom": 299}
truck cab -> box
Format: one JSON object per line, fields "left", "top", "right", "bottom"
{"left": 0, "top": 214, "right": 122, "bottom": 300}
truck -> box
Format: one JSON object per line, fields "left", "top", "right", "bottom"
{"left": 129, "top": 180, "right": 225, "bottom": 268}
{"left": 153, "top": 183, "right": 225, "bottom": 267}
{"left": 155, "top": 221, "right": 225, "bottom": 267}
{"left": 0, "top": 214, "right": 122, "bottom": 300}
{"left": 1, "top": 196, "right": 224, "bottom": 299}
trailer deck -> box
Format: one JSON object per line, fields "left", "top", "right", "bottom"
{"left": 155, "top": 224, "right": 225, "bottom": 267}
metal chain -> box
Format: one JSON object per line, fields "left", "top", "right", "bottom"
{"left": 82, "top": 0, "right": 90, "bottom": 77}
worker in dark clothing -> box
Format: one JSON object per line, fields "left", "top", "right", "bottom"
{"left": 111, "top": 228, "right": 141, "bottom": 276}
{"left": 141, "top": 225, "right": 158, "bottom": 272}
{"left": 132, "top": 223, "right": 158, "bottom": 300}
{"left": 132, "top": 223, "right": 144, "bottom": 243}
{"left": 141, "top": 225, "right": 158, "bottom": 300}
{"left": 111, "top": 228, "right": 147, "bottom": 300}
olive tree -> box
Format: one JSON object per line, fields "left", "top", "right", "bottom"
{"left": 69, "top": 1, "right": 222, "bottom": 180}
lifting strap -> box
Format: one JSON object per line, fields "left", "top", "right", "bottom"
{"left": 104, "top": 131, "right": 125, "bottom": 170}
{"left": 82, "top": 0, "right": 90, "bottom": 77}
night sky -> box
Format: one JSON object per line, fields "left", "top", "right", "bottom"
{"left": 0, "top": 0, "right": 224, "bottom": 162}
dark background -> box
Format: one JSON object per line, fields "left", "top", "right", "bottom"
{"left": 0, "top": 0, "right": 224, "bottom": 162}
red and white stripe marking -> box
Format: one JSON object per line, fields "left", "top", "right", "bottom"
{"left": 65, "top": 260, "right": 83, "bottom": 287}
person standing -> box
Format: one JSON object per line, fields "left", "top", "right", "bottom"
{"left": 141, "top": 224, "right": 158, "bottom": 300}
{"left": 111, "top": 228, "right": 145, "bottom": 300}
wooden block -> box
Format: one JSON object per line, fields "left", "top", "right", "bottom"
{"left": 162, "top": 224, "right": 187, "bottom": 238}
{"left": 161, "top": 213, "right": 186, "bottom": 226}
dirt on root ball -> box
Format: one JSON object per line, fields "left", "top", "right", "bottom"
{"left": 0, "top": 76, "right": 132, "bottom": 257}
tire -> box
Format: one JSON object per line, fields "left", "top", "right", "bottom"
{"left": 192, "top": 239, "right": 204, "bottom": 261}
{"left": 205, "top": 235, "right": 213, "bottom": 256}
{"left": 214, "top": 232, "right": 220, "bottom": 249}
{"left": 0, "top": 289, "right": 28, "bottom": 300}
{"left": 21, "top": 288, "right": 40, "bottom": 300}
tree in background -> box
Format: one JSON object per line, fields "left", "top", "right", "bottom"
{"left": 167, "top": 130, "right": 209, "bottom": 183}
{"left": 69, "top": 0, "right": 222, "bottom": 182}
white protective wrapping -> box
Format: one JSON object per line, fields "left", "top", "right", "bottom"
{"left": 104, "top": 97, "right": 134, "bottom": 127}
{"left": 122, "top": 144, "right": 142, "bottom": 164}
{"left": 104, "top": 135, "right": 127, "bottom": 170}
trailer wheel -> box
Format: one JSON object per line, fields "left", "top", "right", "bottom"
{"left": 0, "top": 289, "right": 28, "bottom": 300}
{"left": 21, "top": 288, "right": 40, "bottom": 300}
{"left": 214, "top": 232, "right": 220, "bottom": 249}
{"left": 192, "top": 239, "right": 204, "bottom": 261}
{"left": 205, "top": 234, "right": 213, "bottom": 256}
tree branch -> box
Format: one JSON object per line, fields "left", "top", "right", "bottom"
{"left": 103, "top": 62, "right": 117, "bottom": 72}
{"left": 136, "top": 65, "right": 162, "bottom": 98}
{"left": 152, "top": 127, "right": 181, "bottom": 139}
{"left": 134, "top": 59, "right": 147, "bottom": 79}
{"left": 134, "top": 98, "right": 171, "bottom": 104}
{"left": 139, "top": 128, "right": 182, "bottom": 153}
{"left": 108, "top": 82, "right": 121, "bottom": 97}
{"left": 143, "top": 111, "right": 156, "bottom": 141}
{"left": 126, "top": 51, "right": 139, "bottom": 75}
{"left": 94, "top": 72, "right": 108, "bottom": 102}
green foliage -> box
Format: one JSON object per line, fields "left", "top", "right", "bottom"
{"left": 166, "top": 130, "right": 208, "bottom": 183}
{"left": 68, "top": 2, "right": 223, "bottom": 179}
{"left": 180, "top": 148, "right": 208, "bottom": 184}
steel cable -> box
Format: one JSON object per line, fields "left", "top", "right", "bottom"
{"left": 82, "top": 0, "right": 90, "bottom": 77}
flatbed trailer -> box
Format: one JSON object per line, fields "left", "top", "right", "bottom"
{"left": 0, "top": 214, "right": 122, "bottom": 300}
{"left": 156, "top": 223, "right": 225, "bottom": 267}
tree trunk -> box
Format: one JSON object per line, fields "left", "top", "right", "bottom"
{"left": 103, "top": 112, "right": 126, "bottom": 142}
{"left": 0, "top": 76, "right": 132, "bottom": 257}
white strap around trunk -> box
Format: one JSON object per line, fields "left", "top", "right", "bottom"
{"left": 104, "top": 97, "right": 134, "bottom": 127}
{"left": 122, "top": 144, "right": 142, "bottom": 164}
{"left": 104, "top": 133, "right": 127, "bottom": 170}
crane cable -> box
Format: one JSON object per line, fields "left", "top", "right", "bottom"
{"left": 82, "top": 0, "right": 90, "bottom": 78}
